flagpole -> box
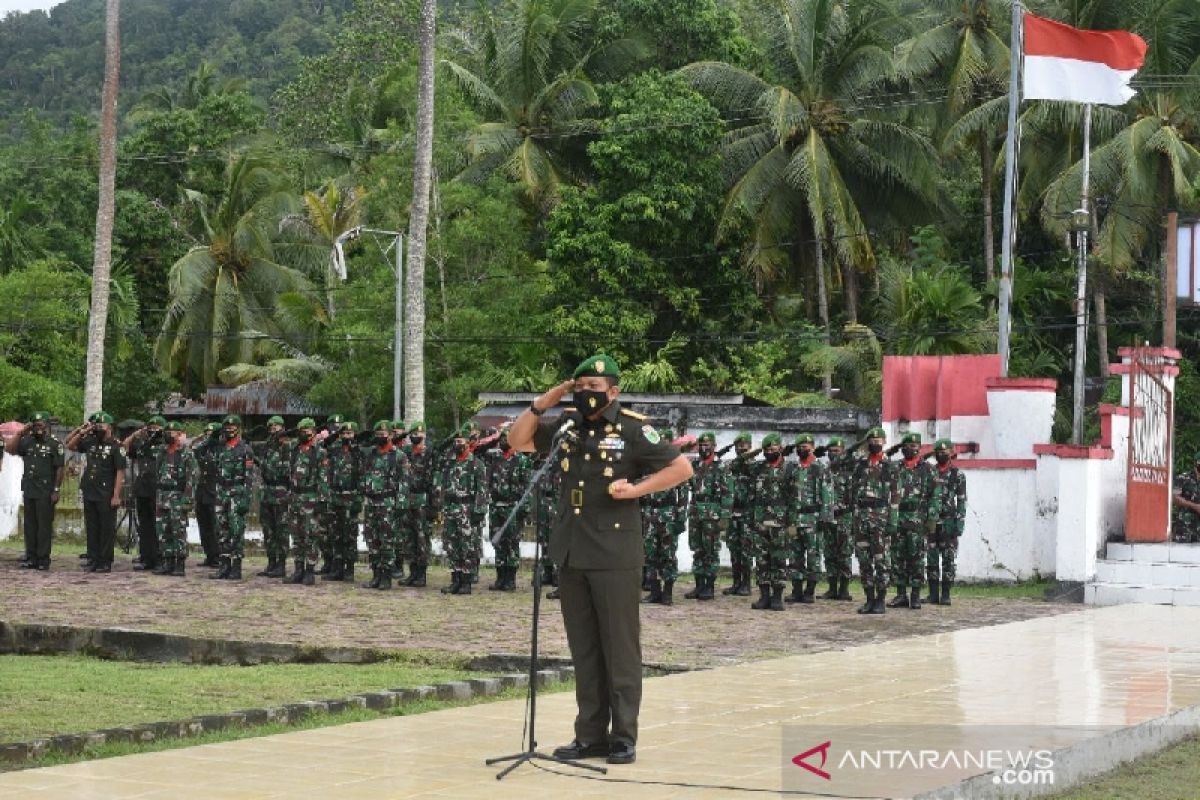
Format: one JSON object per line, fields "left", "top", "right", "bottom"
{"left": 1070, "top": 103, "right": 1093, "bottom": 445}
{"left": 997, "top": 0, "right": 1024, "bottom": 377}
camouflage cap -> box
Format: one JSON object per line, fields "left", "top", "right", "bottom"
{"left": 866, "top": 427, "right": 886, "bottom": 439}
{"left": 934, "top": 438, "right": 953, "bottom": 451}
{"left": 734, "top": 432, "right": 752, "bottom": 445}
{"left": 297, "top": 417, "right": 317, "bottom": 430}
{"left": 94, "top": 412, "right": 114, "bottom": 424}
{"left": 900, "top": 432, "right": 922, "bottom": 445}
{"left": 698, "top": 432, "right": 716, "bottom": 444}
{"left": 164, "top": 421, "right": 185, "bottom": 432}
{"left": 30, "top": 411, "right": 50, "bottom": 423}
{"left": 572, "top": 353, "right": 619, "bottom": 380}
{"left": 374, "top": 420, "right": 391, "bottom": 432}
{"left": 795, "top": 434, "right": 815, "bottom": 446}
{"left": 222, "top": 414, "right": 242, "bottom": 427}
{"left": 340, "top": 422, "right": 358, "bottom": 433}
{"left": 148, "top": 415, "right": 166, "bottom": 427}
{"left": 762, "top": 433, "right": 782, "bottom": 448}
{"left": 827, "top": 436, "right": 845, "bottom": 447}
{"left": 267, "top": 415, "right": 285, "bottom": 426}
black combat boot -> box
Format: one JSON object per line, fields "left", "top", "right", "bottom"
{"left": 697, "top": 575, "right": 715, "bottom": 601}
{"left": 684, "top": 576, "right": 701, "bottom": 600}
{"left": 660, "top": 579, "right": 674, "bottom": 606}
{"left": 362, "top": 566, "right": 381, "bottom": 589}
{"left": 318, "top": 559, "right": 331, "bottom": 576}
{"left": 408, "top": 564, "right": 427, "bottom": 587}
{"left": 819, "top": 577, "right": 838, "bottom": 600}
{"left": 800, "top": 578, "right": 817, "bottom": 604}
{"left": 925, "top": 579, "right": 941, "bottom": 605}
{"left": 376, "top": 570, "right": 392, "bottom": 590}
{"left": 941, "top": 580, "right": 952, "bottom": 606}
{"left": 152, "top": 558, "right": 173, "bottom": 575}
{"left": 171, "top": 557, "right": 185, "bottom": 577}
{"left": 343, "top": 563, "right": 354, "bottom": 582}
{"left": 722, "top": 567, "right": 739, "bottom": 595}
{"left": 286, "top": 559, "right": 306, "bottom": 584}
{"left": 543, "top": 563, "right": 557, "bottom": 588}
{"left": 642, "top": 577, "right": 662, "bottom": 604}
{"left": 769, "top": 584, "right": 785, "bottom": 611}
{"left": 227, "top": 558, "right": 242, "bottom": 580}
{"left": 733, "top": 568, "right": 752, "bottom": 596}
{"left": 302, "top": 563, "right": 316, "bottom": 586}
{"left": 210, "top": 556, "right": 230, "bottom": 580}
{"left": 909, "top": 586, "right": 921, "bottom": 610}
{"left": 441, "top": 572, "right": 462, "bottom": 594}
{"left": 887, "top": 587, "right": 910, "bottom": 608}
{"left": 391, "top": 559, "right": 404, "bottom": 581}
{"left": 785, "top": 578, "right": 804, "bottom": 604}
{"left": 37, "top": 558, "right": 50, "bottom": 571}
{"left": 330, "top": 560, "right": 347, "bottom": 582}
{"left": 489, "top": 568, "right": 505, "bottom": 591}
{"left": 751, "top": 584, "right": 772, "bottom": 610}
{"left": 641, "top": 566, "right": 652, "bottom": 591}
{"left": 266, "top": 559, "right": 285, "bottom": 578}
{"left": 257, "top": 558, "right": 276, "bottom": 577}
{"left": 857, "top": 587, "right": 876, "bottom": 614}
{"left": 835, "top": 576, "right": 854, "bottom": 601}
{"left": 503, "top": 567, "right": 518, "bottom": 592}
{"left": 869, "top": 592, "right": 887, "bottom": 614}
{"left": 458, "top": 575, "right": 473, "bottom": 594}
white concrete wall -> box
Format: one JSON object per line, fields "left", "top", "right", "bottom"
{"left": 1053, "top": 457, "right": 1107, "bottom": 582}
{"left": 948, "top": 416, "right": 993, "bottom": 457}
{"left": 0, "top": 451, "right": 21, "bottom": 540}
{"left": 987, "top": 389, "right": 1056, "bottom": 459}
{"left": 1098, "top": 415, "right": 1130, "bottom": 542}
{"left": 958, "top": 468, "right": 1045, "bottom": 581}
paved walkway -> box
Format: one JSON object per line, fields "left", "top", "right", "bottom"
{"left": 3, "top": 604, "right": 1200, "bottom": 799}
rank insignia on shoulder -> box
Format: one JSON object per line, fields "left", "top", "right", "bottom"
{"left": 643, "top": 426, "right": 660, "bottom": 444}
{"left": 620, "top": 408, "right": 647, "bottom": 421}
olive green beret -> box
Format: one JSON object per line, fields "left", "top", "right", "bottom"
{"left": 30, "top": 411, "right": 50, "bottom": 423}
{"left": 698, "top": 432, "right": 716, "bottom": 444}
{"left": 94, "top": 412, "right": 114, "bottom": 424}
{"left": 205, "top": 422, "right": 220, "bottom": 433}
{"left": 827, "top": 436, "right": 845, "bottom": 447}
{"left": 325, "top": 414, "right": 344, "bottom": 425}
{"left": 901, "top": 432, "right": 921, "bottom": 445}
{"left": 734, "top": 432, "right": 752, "bottom": 445}
{"left": 340, "top": 422, "right": 358, "bottom": 433}
{"left": 297, "top": 417, "right": 316, "bottom": 429}
{"left": 934, "top": 438, "right": 953, "bottom": 451}
{"left": 374, "top": 420, "right": 391, "bottom": 432}
{"left": 795, "top": 434, "right": 815, "bottom": 446}
{"left": 762, "top": 433, "right": 782, "bottom": 447}
{"left": 407, "top": 420, "right": 425, "bottom": 432}
{"left": 866, "top": 427, "right": 886, "bottom": 439}
{"left": 148, "top": 415, "right": 166, "bottom": 427}
{"left": 460, "top": 420, "right": 480, "bottom": 436}
{"left": 222, "top": 414, "right": 242, "bottom": 427}
{"left": 164, "top": 421, "right": 185, "bottom": 432}
{"left": 267, "top": 415, "right": 285, "bottom": 426}
{"left": 572, "top": 353, "right": 620, "bottom": 380}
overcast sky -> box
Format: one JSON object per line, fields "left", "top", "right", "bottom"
{"left": 0, "top": 0, "right": 60, "bottom": 14}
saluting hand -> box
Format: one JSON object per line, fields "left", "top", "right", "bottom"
{"left": 535, "top": 380, "right": 575, "bottom": 412}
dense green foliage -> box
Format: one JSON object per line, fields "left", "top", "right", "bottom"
{"left": 0, "top": 0, "right": 1197, "bottom": 463}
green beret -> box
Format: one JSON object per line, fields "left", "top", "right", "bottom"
{"left": 325, "top": 414, "right": 344, "bottom": 425}
{"left": 572, "top": 353, "right": 620, "bottom": 380}
{"left": 164, "top": 421, "right": 185, "bottom": 432}
{"left": 698, "top": 432, "right": 716, "bottom": 444}
{"left": 374, "top": 420, "right": 391, "bottom": 432}
{"left": 30, "top": 411, "right": 50, "bottom": 423}
{"left": 267, "top": 415, "right": 285, "bottom": 426}
{"left": 87, "top": 412, "right": 99, "bottom": 423}
{"left": 222, "top": 414, "right": 242, "bottom": 427}
{"left": 148, "top": 415, "right": 166, "bottom": 427}
{"left": 734, "top": 432, "right": 752, "bottom": 445}
{"left": 204, "top": 422, "right": 220, "bottom": 433}
{"left": 407, "top": 420, "right": 425, "bottom": 432}
{"left": 297, "top": 417, "right": 316, "bottom": 429}
{"left": 795, "top": 434, "right": 815, "bottom": 446}
{"left": 934, "top": 438, "right": 953, "bottom": 451}
{"left": 866, "top": 427, "right": 886, "bottom": 439}
{"left": 901, "top": 432, "right": 921, "bottom": 445}
{"left": 94, "top": 412, "right": 114, "bottom": 424}
{"left": 762, "top": 433, "right": 782, "bottom": 448}
{"left": 827, "top": 436, "right": 845, "bottom": 447}
{"left": 340, "top": 422, "right": 358, "bottom": 433}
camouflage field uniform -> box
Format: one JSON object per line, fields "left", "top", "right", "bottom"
{"left": 726, "top": 454, "right": 756, "bottom": 590}
{"left": 255, "top": 438, "right": 292, "bottom": 568}
{"left": 326, "top": 440, "right": 364, "bottom": 571}
{"left": 825, "top": 451, "right": 858, "bottom": 582}
{"left": 361, "top": 444, "right": 408, "bottom": 574}
{"left": 788, "top": 457, "right": 832, "bottom": 585}
{"left": 288, "top": 441, "right": 331, "bottom": 566}
{"left": 928, "top": 462, "right": 966, "bottom": 584}
{"left": 155, "top": 444, "right": 197, "bottom": 561}
{"left": 891, "top": 458, "right": 939, "bottom": 593}
{"left": 485, "top": 448, "right": 532, "bottom": 571}
{"left": 641, "top": 485, "right": 683, "bottom": 583}
{"left": 400, "top": 444, "right": 435, "bottom": 570}
{"left": 435, "top": 453, "right": 488, "bottom": 584}
{"left": 214, "top": 439, "right": 257, "bottom": 560}
{"left": 750, "top": 459, "right": 792, "bottom": 590}
{"left": 688, "top": 456, "right": 733, "bottom": 581}
{"left": 1173, "top": 469, "right": 1200, "bottom": 543}
{"left": 850, "top": 455, "right": 898, "bottom": 595}
{"left": 534, "top": 458, "right": 562, "bottom": 579}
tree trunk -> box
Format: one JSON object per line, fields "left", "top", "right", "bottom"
{"left": 815, "top": 239, "right": 832, "bottom": 398}
{"left": 979, "top": 127, "right": 995, "bottom": 290}
{"left": 1094, "top": 285, "right": 1109, "bottom": 379}
{"left": 840, "top": 257, "right": 858, "bottom": 324}
{"left": 403, "top": 0, "right": 437, "bottom": 424}
{"left": 83, "top": 0, "right": 120, "bottom": 418}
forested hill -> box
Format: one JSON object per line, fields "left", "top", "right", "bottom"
{"left": 0, "top": 0, "right": 356, "bottom": 133}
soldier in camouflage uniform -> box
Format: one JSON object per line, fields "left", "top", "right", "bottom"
{"left": 642, "top": 428, "right": 684, "bottom": 605}
{"left": 1173, "top": 453, "right": 1200, "bottom": 544}
{"left": 886, "top": 432, "right": 940, "bottom": 610}
{"left": 360, "top": 420, "right": 409, "bottom": 590}
{"left": 785, "top": 434, "right": 832, "bottom": 604}
{"left": 400, "top": 421, "right": 434, "bottom": 586}
{"left": 684, "top": 432, "right": 732, "bottom": 601}
{"left": 851, "top": 427, "right": 898, "bottom": 614}
{"left": 254, "top": 416, "right": 291, "bottom": 578}
{"left": 532, "top": 455, "right": 563, "bottom": 598}
{"left": 325, "top": 422, "right": 364, "bottom": 582}
{"left": 749, "top": 433, "right": 791, "bottom": 611}
{"left": 154, "top": 422, "right": 197, "bottom": 576}
{"left": 192, "top": 422, "right": 222, "bottom": 567}
{"left": 388, "top": 420, "right": 409, "bottom": 580}
{"left": 285, "top": 417, "right": 330, "bottom": 586}
{"left": 821, "top": 436, "right": 858, "bottom": 601}
{"left": 484, "top": 422, "right": 532, "bottom": 592}
{"left": 211, "top": 415, "right": 257, "bottom": 581}
{"left": 434, "top": 425, "right": 488, "bottom": 595}
{"left": 722, "top": 433, "right": 756, "bottom": 596}
{"left": 927, "top": 439, "right": 966, "bottom": 605}
{"left": 316, "top": 414, "right": 346, "bottom": 575}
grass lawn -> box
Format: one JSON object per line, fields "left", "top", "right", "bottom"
{"left": 0, "top": 654, "right": 483, "bottom": 741}
{"left": 1047, "top": 735, "right": 1200, "bottom": 800}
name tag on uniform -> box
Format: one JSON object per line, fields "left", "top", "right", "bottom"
{"left": 598, "top": 437, "right": 625, "bottom": 451}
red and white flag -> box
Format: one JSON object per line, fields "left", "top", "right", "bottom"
{"left": 1024, "top": 13, "right": 1147, "bottom": 105}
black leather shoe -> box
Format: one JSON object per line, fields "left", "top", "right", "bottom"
{"left": 552, "top": 740, "right": 609, "bottom": 760}
{"left": 607, "top": 741, "right": 636, "bottom": 764}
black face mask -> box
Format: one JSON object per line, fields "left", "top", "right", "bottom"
{"left": 698, "top": 446, "right": 714, "bottom": 458}
{"left": 575, "top": 389, "right": 610, "bottom": 415}
{"left": 32, "top": 428, "right": 46, "bottom": 440}
{"left": 936, "top": 453, "right": 951, "bottom": 465}
{"left": 735, "top": 445, "right": 750, "bottom": 456}
{"left": 902, "top": 446, "right": 919, "bottom": 459}
{"left": 454, "top": 442, "right": 468, "bottom": 455}
{"left": 798, "top": 447, "right": 813, "bottom": 459}
{"left": 299, "top": 430, "right": 314, "bottom": 442}
{"left": 410, "top": 436, "right": 424, "bottom": 446}
{"left": 868, "top": 443, "right": 883, "bottom": 454}
{"left": 765, "top": 450, "right": 782, "bottom": 462}
{"left": 375, "top": 435, "right": 390, "bottom": 446}
{"left": 224, "top": 429, "right": 238, "bottom": 440}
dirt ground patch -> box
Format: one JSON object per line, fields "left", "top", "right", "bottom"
{"left": 0, "top": 551, "right": 1072, "bottom": 669}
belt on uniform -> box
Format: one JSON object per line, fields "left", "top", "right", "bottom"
{"left": 899, "top": 502, "right": 921, "bottom": 512}
{"left": 445, "top": 495, "right": 473, "bottom": 503}
{"left": 798, "top": 504, "right": 821, "bottom": 513}
{"left": 857, "top": 498, "right": 887, "bottom": 509}
{"left": 264, "top": 480, "right": 287, "bottom": 487}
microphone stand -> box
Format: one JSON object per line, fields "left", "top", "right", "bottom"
{"left": 485, "top": 421, "right": 607, "bottom": 780}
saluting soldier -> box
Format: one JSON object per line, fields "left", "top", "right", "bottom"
{"left": 6, "top": 411, "right": 65, "bottom": 571}
{"left": 400, "top": 421, "right": 433, "bottom": 587}
{"left": 123, "top": 415, "right": 167, "bottom": 572}
{"left": 1172, "top": 453, "right": 1200, "bottom": 544}
{"left": 360, "top": 420, "right": 409, "bottom": 590}
{"left": 850, "top": 427, "right": 898, "bottom": 614}
{"left": 641, "top": 430, "right": 684, "bottom": 606}
{"left": 434, "top": 423, "right": 488, "bottom": 595}
{"left": 212, "top": 415, "right": 257, "bottom": 581}
{"left": 484, "top": 421, "right": 532, "bottom": 592}
{"left": 786, "top": 434, "right": 832, "bottom": 605}
{"left": 254, "top": 416, "right": 291, "bottom": 578}
{"left": 154, "top": 421, "right": 197, "bottom": 576}
{"left": 684, "top": 432, "right": 732, "bottom": 601}
{"left": 722, "top": 433, "right": 756, "bottom": 596}
{"left": 192, "top": 422, "right": 222, "bottom": 567}
{"left": 888, "top": 433, "right": 940, "bottom": 610}
{"left": 325, "top": 422, "right": 364, "bottom": 582}
{"left": 66, "top": 413, "right": 126, "bottom": 574}
{"left": 508, "top": 354, "right": 691, "bottom": 766}
{"left": 749, "top": 434, "right": 790, "bottom": 611}
{"left": 821, "top": 436, "right": 858, "bottom": 601}
{"left": 285, "top": 417, "right": 330, "bottom": 586}
{"left": 927, "top": 439, "right": 966, "bottom": 605}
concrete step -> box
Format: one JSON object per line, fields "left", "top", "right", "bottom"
{"left": 1095, "top": 558, "right": 1200, "bottom": 588}
{"left": 1104, "top": 542, "right": 1200, "bottom": 564}
{"left": 1085, "top": 582, "right": 1200, "bottom": 607}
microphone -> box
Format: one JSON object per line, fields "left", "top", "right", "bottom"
{"left": 557, "top": 417, "right": 576, "bottom": 435}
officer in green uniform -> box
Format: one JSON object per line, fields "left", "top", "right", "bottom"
{"left": 484, "top": 421, "right": 532, "bottom": 591}
{"left": 325, "top": 421, "right": 364, "bottom": 581}
{"left": 433, "top": 422, "right": 488, "bottom": 595}
{"left": 154, "top": 422, "right": 197, "bottom": 576}
{"left": 927, "top": 439, "right": 966, "bottom": 605}
{"left": 722, "top": 433, "right": 755, "bottom": 596}
{"left": 67, "top": 413, "right": 126, "bottom": 573}
{"left": 685, "top": 432, "right": 733, "bottom": 601}
{"left": 192, "top": 422, "right": 222, "bottom": 567}
{"left": 821, "top": 436, "right": 858, "bottom": 601}
{"left": 509, "top": 354, "right": 692, "bottom": 766}
{"left": 123, "top": 415, "right": 167, "bottom": 572}
{"left": 888, "top": 432, "right": 940, "bottom": 610}
{"left": 1172, "top": 453, "right": 1200, "bottom": 544}
{"left": 360, "top": 420, "right": 409, "bottom": 590}
{"left": 286, "top": 417, "right": 330, "bottom": 585}
{"left": 850, "top": 427, "right": 897, "bottom": 614}
{"left": 212, "top": 415, "right": 257, "bottom": 580}
{"left": 786, "top": 434, "right": 832, "bottom": 604}
{"left": 6, "top": 411, "right": 65, "bottom": 571}
{"left": 400, "top": 421, "right": 434, "bottom": 586}
{"left": 254, "top": 416, "right": 291, "bottom": 577}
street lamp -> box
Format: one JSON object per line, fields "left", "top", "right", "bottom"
{"left": 332, "top": 226, "right": 406, "bottom": 421}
